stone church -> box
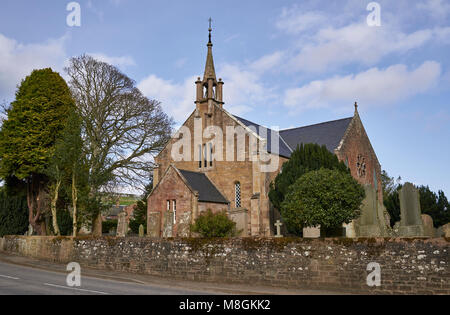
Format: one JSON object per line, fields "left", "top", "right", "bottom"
{"left": 147, "top": 29, "right": 384, "bottom": 238}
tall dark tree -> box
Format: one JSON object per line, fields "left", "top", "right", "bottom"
{"left": 383, "top": 181, "right": 449, "bottom": 228}
{"left": 384, "top": 185, "right": 402, "bottom": 227}
{"left": 0, "top": 69, "right": 75, "bottom": 235}
{"left": 0, "top": 178, "right": 28, "bottom": 237}
{"left": 269, "top": 143, "right": 349, "bottom": 210}
{"left": 418, "top": 186, "right": 449, "bottom": 228}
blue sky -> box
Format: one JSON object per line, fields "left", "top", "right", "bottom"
{"left": 0, "top": 0, "right": 449, "bottom": 195}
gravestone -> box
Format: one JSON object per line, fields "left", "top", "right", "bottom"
{"left": 230, "top": 208, "right": 248, "bottom": 237}
{"left": 162, "top": 211, "right": 174, "bottom": 238}
{"left": 357, "top": 184, "right": 382, "bottom": 237}
{"left": 442, "top": 223, "right": 450, "bottom": 238}
{"left": 399, "top": 183, "right": 425, "bottom": 237}
{"left": 303, "top": 226, "right": 321, "bottom": 238}
{"left": 116, "top": 211, "right": 128, "bottom": 237}
{"left": 148, "top": 212, "right": 161, "bottom": 238}
{"left": 344, "top": 221, "right": 356, "bottom": 238}
{"left": 139, "top": 224, "right": 145, "bottom": 237}
{"left": 177, "top": 211, "right": 191, "bottom": 238}
{"left": 421, "top": 214, "right": 434, "bottom": 238}
{"left": 274, "top": 220, "right": 283, "bottom": 238}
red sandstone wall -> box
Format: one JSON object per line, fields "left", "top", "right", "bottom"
{"left": 336, "top": 114, "right": 383, "bottom": 202}
{"left": 148, "top": 167, "right": 194, "bottom": 237}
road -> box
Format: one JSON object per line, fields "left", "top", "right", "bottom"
{"left": 0, "top": 260, "right": 211, "bottom": 295}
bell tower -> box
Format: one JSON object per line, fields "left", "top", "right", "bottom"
{"left": 195, "top": 18, "right": 224, "bottom": 115}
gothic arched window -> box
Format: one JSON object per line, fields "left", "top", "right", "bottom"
{"left": 235, "top": 182, "right": 241, "bottom": 208}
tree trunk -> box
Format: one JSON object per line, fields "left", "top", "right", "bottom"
{"left": 72, "top": 172, "right": 78, "bottom": 238}
{"left": 27, "top": 176, "right": 47, "bottom": 236}
{"left": 51, "top": 179, "right": 61, "bottom": 236}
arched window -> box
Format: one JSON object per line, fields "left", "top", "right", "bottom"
{"left": 203, "top": 144, "right": 207, "bottom": 168}
{"left": 209, "top": 142, "right": 213, "bottom": 167}
{"left": 235, "top": 182, "right": 241, "bottom": 208}
{"left": 198, "top": 145, "right": 202, "bottom": 168}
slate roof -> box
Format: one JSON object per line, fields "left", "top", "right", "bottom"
{"left": 233, "top": 115, "right": 293, "bottom": 158}
{"left": 279, "top": 117, "right": 353, "bottom": 153}
{"left": 233, "top": 115, "right": 353, "bottom": 157}
{"left": 178, "top": 169, "right": 229, "bottom": 204}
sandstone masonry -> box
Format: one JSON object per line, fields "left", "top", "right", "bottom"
{"left": 1, "top": 236, "right": 448, "bottom": 295}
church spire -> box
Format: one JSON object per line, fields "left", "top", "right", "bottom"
{"left": 203, "top": 17, "right": 217, "bottom": 81}
{"left": 196, "top": 18, "right": 224, "bottom": 111}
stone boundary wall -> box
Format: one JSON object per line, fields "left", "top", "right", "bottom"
{"left": 1, "top": 236, "right": 448, "bottom": 294}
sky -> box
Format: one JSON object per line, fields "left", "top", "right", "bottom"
{"left": 0, "top": 0, "right": 449, "bottom": 195}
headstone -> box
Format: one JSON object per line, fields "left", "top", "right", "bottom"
{"left": 139, "top": 224, "right": 145, "bottom": 237}
{"left": 148, "top": 212, "right": 161, "bottom": 238}
{"left": 344, "top": 221, "right": 356, "bottom": 238}
{"left": 421, "top": 214, "right": 434, "bottom": 238}
{"left": 162, "top": 211, "right": 174, "bottom": 238}
{"left": 399, "top": 183, "right": 425, "bottom": 237}
{"left": 230, "top": 208, "right": 248, "bottom": 237}
{"left": 274, "top": 220, "right": 283, "bottom": 238}
{"left": 442, "top": 223, "right": 450, "bottom": 238}
{"left": 116, "top": 211, "right": 128, "bottom": 237}
{"left": 177, "top": 211, "right": 191, "bottom": 238}
{"left": 303, "top": 226, "right": 321, "bottom": 238}
{"left": 358, "top": 184, "right": 382, "bottom": 237}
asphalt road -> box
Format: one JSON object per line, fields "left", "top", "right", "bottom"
{"left": 0, "top": 261, "right": 211, "bottom": 295}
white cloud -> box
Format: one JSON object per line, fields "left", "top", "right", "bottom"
{"left": 0, "top": 33, "right": 67, "bottom": 101}
{"left": 284, "top": 61, "right": 441, "bottom": 111}
{"left": 219, "top": 63, "right": 277, "bottom": 115}
{"left": 138, "top": 75, "right": 196, "bottom": 123}
{"left": 249, "top": 51, "right": 285, "bottom": 73}
{"left": 274, "top": 3, "right": 450, "bottom": 74}
{"left": 88, "top": 53, "right": 136, "bottom": 68}
{"left": 286, "top": 23, "right": 440, "bottom": 73}
{"left": 417, "top": 0, "right": 450, "bottom": 20}
{"left": 276, "top": 9, "right": 327, "bottom": 34}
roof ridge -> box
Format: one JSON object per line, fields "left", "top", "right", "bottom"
{"left": 280, "top": 117, "right": 353, "bottom": 132}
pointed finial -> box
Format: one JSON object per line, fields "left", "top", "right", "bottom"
{"left": 354, "top": 101, "right": 358, "bottom": 112}
{"left": 208, "top": 17, "right": 213, "bottom": 44}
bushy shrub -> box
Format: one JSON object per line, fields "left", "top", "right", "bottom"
{"left": 281, "top": 168, "right": 365, "bottom": 236}
{"left": 191, "top": 209, "right": 237, "bottom": 238}
{"left": 269, "top": 143, "right": 349, "bottom": 211}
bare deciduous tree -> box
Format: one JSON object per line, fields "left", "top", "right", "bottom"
{"left": 65, "top": 55, "right": 173, "bottom": 193}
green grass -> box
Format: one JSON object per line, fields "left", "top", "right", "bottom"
{"left": 118, "top": 195, "right": 140, "bottom": 206}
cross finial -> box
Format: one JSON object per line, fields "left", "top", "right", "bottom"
{"left": 208, "top": 17, "right": 213, "bottom": 44}
{"left": 354, "top": 101, "right": 358, "bottom": 111}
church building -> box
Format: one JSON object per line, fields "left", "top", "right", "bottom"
{"left": 147, "top": 28, "right": 383, "bottom": 238}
